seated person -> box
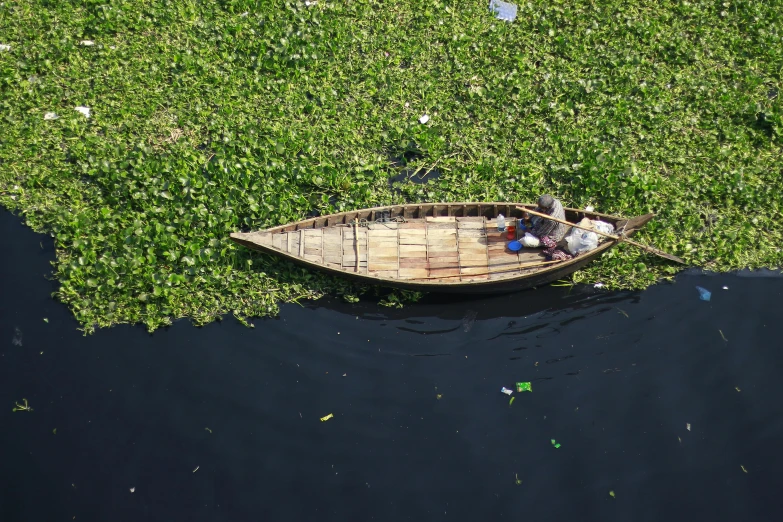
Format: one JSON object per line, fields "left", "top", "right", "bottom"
{"left": 524, "top": 195, "right": 572, "bottom": 261}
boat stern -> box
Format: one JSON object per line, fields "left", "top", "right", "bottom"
{"left": 229, "top": 231, "right": 275, "bottom": 251}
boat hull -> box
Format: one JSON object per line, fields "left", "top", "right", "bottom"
{"left": 230, "top": 202, "right": 654, "bottom": 294}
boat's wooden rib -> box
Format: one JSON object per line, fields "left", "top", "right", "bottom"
{"left": 230, "top": 202, "right": 655, "bottom": 294}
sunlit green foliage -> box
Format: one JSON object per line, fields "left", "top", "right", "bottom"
{"left": 1, "top": 0, "right": 781, "bottom": 332}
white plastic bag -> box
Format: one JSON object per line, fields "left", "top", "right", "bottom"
{"left": 521, "top": 232, "right": 540, "bottom": 248}
{"left": 565, "top": 229, "right": 599, "bottom": 255}
{"left": 489, "top": 0, "right": 518, "bottom": 22}
{"left": 591, "top": 220, "right": 615, "bottom": 236}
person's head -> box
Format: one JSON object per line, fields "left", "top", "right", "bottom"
{"left": 538, "top": 195, "right": 555, "bottom": 210}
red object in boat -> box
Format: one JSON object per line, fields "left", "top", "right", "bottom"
{"left": 506, "top": 226, "right": 516, "bottom": 240}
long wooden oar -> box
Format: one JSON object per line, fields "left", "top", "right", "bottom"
{"left": 516, "top": 206, "right": 686, "bottom": 264}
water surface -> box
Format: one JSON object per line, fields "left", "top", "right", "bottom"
{"left": 1, "top": 209, "right": 781, "bottom": 522}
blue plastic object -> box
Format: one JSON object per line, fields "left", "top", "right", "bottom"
{"left": 696, "top": 286, "right": 711, "bottom": 301}
{"left": 508, "top": 240, "right": 522, "bottom": 252}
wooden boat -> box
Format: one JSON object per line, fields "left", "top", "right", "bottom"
{"left": 230, "top": 202, "right": 654, "bottom": 294}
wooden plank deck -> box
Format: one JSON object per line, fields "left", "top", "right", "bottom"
{"left": 270, "top": 217, "right": 547, "bottom": 282}
{"left": 457, "top": 217, "right": 488, "bottom": 281}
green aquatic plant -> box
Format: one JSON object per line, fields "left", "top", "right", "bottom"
{"left": 12, "top": 399, "right": 32, "bottom": 412}
{"left": 0, "top": 0, "right": 781, "bottom": 333}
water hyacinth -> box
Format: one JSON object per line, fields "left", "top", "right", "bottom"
{"left": 0, "top": 0, "right": 781, "bottom": 333}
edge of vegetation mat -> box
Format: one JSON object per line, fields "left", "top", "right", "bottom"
{"left": 1, "top": 0, "right": 781, "bottom": 333}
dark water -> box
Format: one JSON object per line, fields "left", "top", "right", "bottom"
{"left": 2, "top": 208, "right": 782, "bottom": 522}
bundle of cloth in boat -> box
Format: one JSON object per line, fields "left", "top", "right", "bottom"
{"left": 563, "top": 217, "right": 615, "bottom": 256}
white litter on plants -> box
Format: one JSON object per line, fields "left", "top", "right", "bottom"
{"left": 80, "top": 40, "right": 95, "bottom": 46}
{"left": 419, "top": 114, "right": 430, "bottom": 124}
{"left": 489, "top": 0, "right": 517, "bottom": 22}
{"left": 44, "top": 112, "right": 59, "bottom": 120}
{"left": 74, "top": 106, "right": 91, "bottom": 118}
{"left": 0, "top": 44, "right": 10, "bottom": 52}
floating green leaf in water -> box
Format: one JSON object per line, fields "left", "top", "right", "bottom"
{"left": 609, "top": 490, "right": 616, "bottom": 498}
{"left": 515, "top": 473, "right": 522, "bottom": 485}
{"left": 509, "top": 396, "right": 515, "bottom": 406}
{"left": 551, "top": 439, "right": 561, "bottom": 449}
{"left": 12, "top": 399, "right": 32, "bottom": 412}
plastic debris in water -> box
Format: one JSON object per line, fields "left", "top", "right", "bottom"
{"left": 12, "top": 327, "right": 23, "bottom": 346}
{"left": 722, "top": 286, "right": 729, "bottom": 290}
{"left": 516, "top": 382, "right": 532, "bottom": 392}
{"left": 686, "top": 423, "right": 691, "bottom": 431}
{"left": 696, "top": 286, "right": 711, "bottom": 301}
{"left": 74, "top": 106, "right": 91, "bottom": 118}
{"left": 741, "top": 465, "right": 748, "bottom": 474}
{"left": 489, "top": 0, "right": 518, "bottom": 22}
{"left": 550, "top": 439, "right": 561, "bottom": 449}
{"left": 515, "top": 473, "right": 522, "bottom": 485}
{"left": 419, "top": 114, "right": 430, "bottom": 124}
{"left": 594, "top": 282, "right": 605, "bottom": 289}
{"left": 500, "top": 387, "right": 513, "bottom": 395}
{"left": 509, "top": 396, "right": 515, "bottom": 406}
{"left": 130, "top": 487, "right": 135, "bottom": 493}
{"left": 320, "top": 413, "right": 334, "bottom": 422}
